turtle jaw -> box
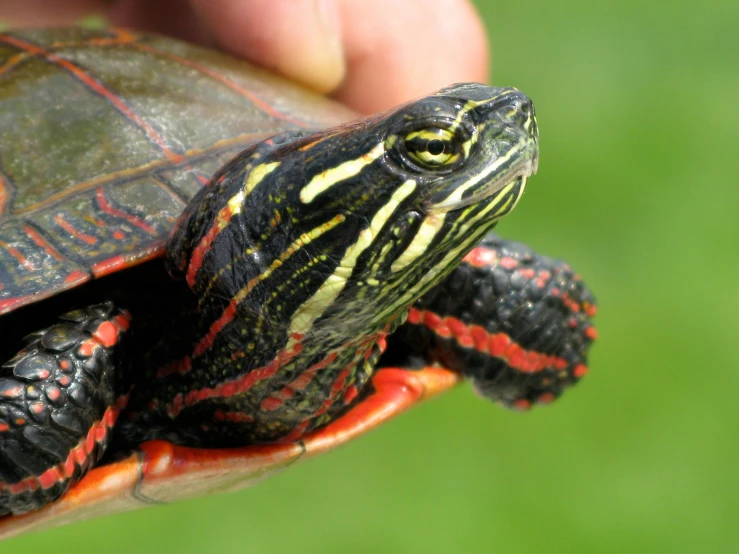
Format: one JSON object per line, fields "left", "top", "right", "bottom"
{"left": 431, "top": 170, "right": 531, "bottom": 217}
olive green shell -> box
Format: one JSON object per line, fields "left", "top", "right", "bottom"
{"left": 0, "top": 27, "right": 353, "bottom": 314}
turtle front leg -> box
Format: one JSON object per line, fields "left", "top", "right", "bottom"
{"left": 294, "top": 234, "right": 598, "bottom": 448}
{"left": 0, "top": 303, "right": 131, "bottom": 516}
{"left": 384, "top": 233, "right": 598, "bottom": 409}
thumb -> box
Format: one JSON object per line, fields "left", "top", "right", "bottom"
{"left": 190, "top": 0, "right": 345, "bottom": 94}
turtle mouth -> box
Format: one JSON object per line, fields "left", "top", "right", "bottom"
{"left": 474, "top": 157, "right": 536, "bottom": 204}
{"left": 431, "top": 157, "right": 537, "bottom": 214}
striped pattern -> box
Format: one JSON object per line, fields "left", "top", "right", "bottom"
{"left": 300, "top": 142, "right": 385, "bottom": 203}
{"left": 287, "top": 178, "right": 417, "bottom": 340}
{"left": 127, "top": 83, "right": 540, "bottom": 446}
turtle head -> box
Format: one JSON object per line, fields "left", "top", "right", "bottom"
{"left": 392, "top": 83, "right": 539, "bottom": 214}
{"left": 168, "top": 84, "right": 539, "bottom": 345}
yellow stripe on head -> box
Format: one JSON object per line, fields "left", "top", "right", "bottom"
{"left": 288, "top": 179, "right": 417, "bottom": 338}
{"left": 391, "top": 212, "right": 447, "bottom": 272}
{"left": 300, "top": 142, "right": 385, "bottom": 204}
{"left": 244, "top": 161, "right": 281, "bottom": 196}
{"left": 374, "top": 184, "right": 518, "bottom": 325}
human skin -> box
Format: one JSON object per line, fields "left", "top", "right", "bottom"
{"left": 0, "top": 0, "right": 489, "bottom": 114}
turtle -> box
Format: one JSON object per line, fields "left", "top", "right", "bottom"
{"left": 0, "top": 27, "right": 596, "bottom": 537}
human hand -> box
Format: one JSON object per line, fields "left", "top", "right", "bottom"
{"left": 0, "top": 0, "right": 488, "bottom": 114}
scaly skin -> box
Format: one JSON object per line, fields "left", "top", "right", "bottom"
{"left": 385, "top": 234, "right": 597, "bottom": 409}
{"left": 0, "top": 304, "right": 131, "bottom": 515}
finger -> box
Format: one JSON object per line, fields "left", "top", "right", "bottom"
{"left": 188, "top": 0, "right": 487, "bottom": 113}
{"left": 188, "top": 0, "right": 345, "bottom": 94}
{"left": 334, "top": 0, "right": 489, "bottom": 113}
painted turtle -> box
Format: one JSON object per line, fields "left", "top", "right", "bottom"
{"left": 0, "top": 28, "right": 596, "bottom": 537}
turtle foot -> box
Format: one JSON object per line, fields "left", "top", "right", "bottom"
{"left": 0, "top": 303, "right": 130, "bottom": 516}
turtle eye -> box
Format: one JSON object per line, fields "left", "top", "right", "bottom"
{"left": 403, "top": 128, "right": 463, "bottom": 169}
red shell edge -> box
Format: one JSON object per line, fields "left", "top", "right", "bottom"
{"left": 0, "top": 366, "right": 460, "bottom": 540}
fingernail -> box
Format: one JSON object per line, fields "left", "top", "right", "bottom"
{"left": 266, "top": 0, "right": 346, "bottom": 94}
{"left": 309, "top": 0, "right": 345, "bottom": 92}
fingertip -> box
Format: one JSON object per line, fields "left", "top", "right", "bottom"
{"left": 280, "top": 0, "right": 346, "bottom": 93}
{"left": 190, "top": 0, "right": 346, "bottom": 94}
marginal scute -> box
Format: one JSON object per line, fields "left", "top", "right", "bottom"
{"left": 0, "top": 26, "right": 353, "bottom": 316}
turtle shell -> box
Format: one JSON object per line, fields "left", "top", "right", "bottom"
{"left": 0, "top": 27, "right": 353, "bottom": 315}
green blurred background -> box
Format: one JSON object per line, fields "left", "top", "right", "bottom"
{"left": 5, "top": 0, "right": 738, "bottom": 552}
